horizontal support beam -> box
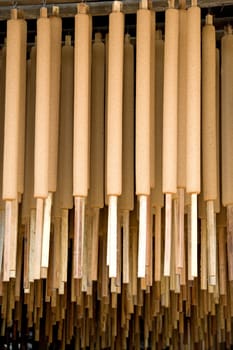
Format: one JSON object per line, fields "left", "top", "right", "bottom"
{"left": 0, "top": 0, "right": 232, "bottom": 19}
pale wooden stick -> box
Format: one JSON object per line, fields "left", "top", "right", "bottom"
{"left": 173, "top": 196, "right": 180, "bottom": 274}
{"left": 3, "top": 201, "right": 12, "bottom": 281}
{"left": 191, "top": 193, "right": 198, "bottom": 277}
{"left": 164, "top": 193, "right": 172, "bottom": 276}
{"left": 0, "top": 210, "right": 4, "bottom": 274}
{"left": 187, "top": 203, "right": 193, "bottom": 281}
{"left": 131, "top": 225, "right": 137, "bottom": 297}
{"left": 29, "top": 208, "right": 36, "bottom": 282}
{"left": 23, "top": 218, "right": 30, "bottom": 292}
{"left": 81, "top": 210, "right": 91, "bottom": 293}
{"left": 180, "top": 229, "right": 186, "bottom": 285}
{"left": 227, "top": 205, "right": 233, "bottom": 281}
{"left": 9, "top": 198, "right": 18, "bottom": 278}
{"left": 154, "top": 206, "right": 162, "bottom": 281}
{"left": 218, "top": 226, "right": 227, "bottom": 295}
{"left": 41, "top": 192, "right": 53, "bottom": 276}
{"left": 52, "top": 216, "right": 60, "bottom": 290}
{"left": 170, "top": 203, "right": 176, "bottom": 291}
{"left": 115, "top": 213, "right": 121, "bottom": 290}
{"left": 107, "top": 195, "right": 118, "bottom": 278}
{"left": 138, "top": 195, "right": 147, "bottom": 278}
{"left": 34, "top": 198, "right": 44, "bottom": 280}
{"left": 91, "top": 208, "right": 99, "bottom": 281}
{"left": 60, "top": 209, "right": 68, "bottom": 284}
{"left": 207, "top": 200, "right": 216, "bottom": 285}
{"left": 15, "top": 230, "right": 23, "bottom": 299}
{"left": 73, "top": 196, "right": 85, "bottom": 279}
{"left": 177, "top": 188, "right": 184, "bottom": 269}
{"left": 122, "top": 210, "right": 129, "bottom": 284}
{"left": 200, "top": 218, "right": 207, "bottom": 290}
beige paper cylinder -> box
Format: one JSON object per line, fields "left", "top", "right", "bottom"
{"left": 162, "top": 7, "right": 179, "bottom": 194}
{"left": 73, "top": 11, "right": 91, "bottom": 197}
{"left": 150, "top": 11, "right": 156, "bottom": 189}
{"left": 48, "top": 14, "right": 62, "bottom": 193}
{"left": 0, "top": 47, "right": 6, "bottom": 210}
{"left": 118, "top": 34, "right": 134, "bottom": 211}
{"left": 3, "top": 14, "right": 27, "bottom": 200}
{"left": 106, "top": 10, "right": 124, "bottom": 196}
{"left": 34, "top": 8, "right": 51, "bottom": 199}
{"left": 202, "top": 15, "right": 217, "bottom": 202}
{"left": 22, "top": 59, "right": 32, "bottom": 218}
{"left": 177, "top": 8, "right": 187, "bottom": 189}
{"left": 104, "top": 33, "right": 109, "bottom": 206}
{"left": 215, "top": 48, "right": 220, "bottom": 213}
{"left": 58, "top": 37, "right": 74, "bottom": 210}
{"left": 221, "top": 27, "right": 233, "bottom": 206}
{"left": 186, "top": 5, "right": 201, "bottom": 194}
{"left": 89, "top": 33, "right": 105, "bottom": 209}
{"left": 22, "top": 45, "right": 37, "bottom": 216}
{"left": 136, "top": 8, "right": 151, "bottom": 196}
{"left": 28, "top": 47, "right": 36, "bottom": 210}
{"left": 17, "top": 18, "right": 27, "bottom": 196}
{"left": 152, "top": 30, "right": 164, "bottom": 208}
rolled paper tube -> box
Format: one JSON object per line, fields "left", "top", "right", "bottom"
{"left": 152, "top": 30, "right": 164, "bottom": 209}
{"left": 136, "top": 5, "right": 151, "bottom": 196}
{"left": 0, "top": 49, "right": 5, "bottom": 272}
{"left": 186, "top": 4, "right": 201, "bottom": 194}
{"left": 150, "top": 11, "right": 156, "bottom": 189}
{"left": 221, "top": 26, "right": 233, "bottom": 207}
{"left": 3, "top": 10, "right": 27, "bottom": 200}
{"left": 106, "top": 4, "right": 124, "bottom": 197}
{"left": 22, "top": 46, "right": 36, "bottom": 218}
{"left": 162, "top": 6, "right": 179, "bottom": 194}
{"left": 73, "top": 4, "right": 91, "bottom": 197}
{"left": 118, "top": 34, "right": 134, "bottom": 212}
{"left": 21, "top": 59, "right": 32, "bottom": 218}
{"left": 73, "top": 4, "right": 92, "bottom": 279}
{"left": 215, "top": 48, "right": 220, "bottom": 214}
{"left": 34, "top": 7, "right": 51, "bottom": 199}
{"left": 202, "top": 14, "right": 217, "bottom": 202}
{"left": 89, "top": 33, "right": 105, "bottom": 209}
{"left": 17, "top": 16, "right": 27, "bottom": 196}
{"left": 48, "top": 10, "right": 62, "bottom": 193}
{"left": 0, "top": 46, "right": 6, "bottom": 210}
{"left": 177, "top": 7, "right": 187, "bottom": 189}
{"left": 58, "top": 36, "right": 74, "bottom": 210}
{"left": 104, "top": 33, "right": 109, "bottom": 207}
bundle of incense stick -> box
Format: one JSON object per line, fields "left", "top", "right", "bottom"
{"left": 1, "top": 0, "right": 233, "bottom": 348}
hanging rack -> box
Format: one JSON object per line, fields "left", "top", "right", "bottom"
{"left": 0, "top": 0, "right": 232, "bottom": 19}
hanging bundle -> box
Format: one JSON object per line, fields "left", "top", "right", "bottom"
{"left": 2, "top": 8, "right": 27, "bottom": 281}
{"left": 106, "top": 0, "right": 124, "bottom": 278}
{"left": 73, "top": 3, "right": 92, "bottom": 279}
